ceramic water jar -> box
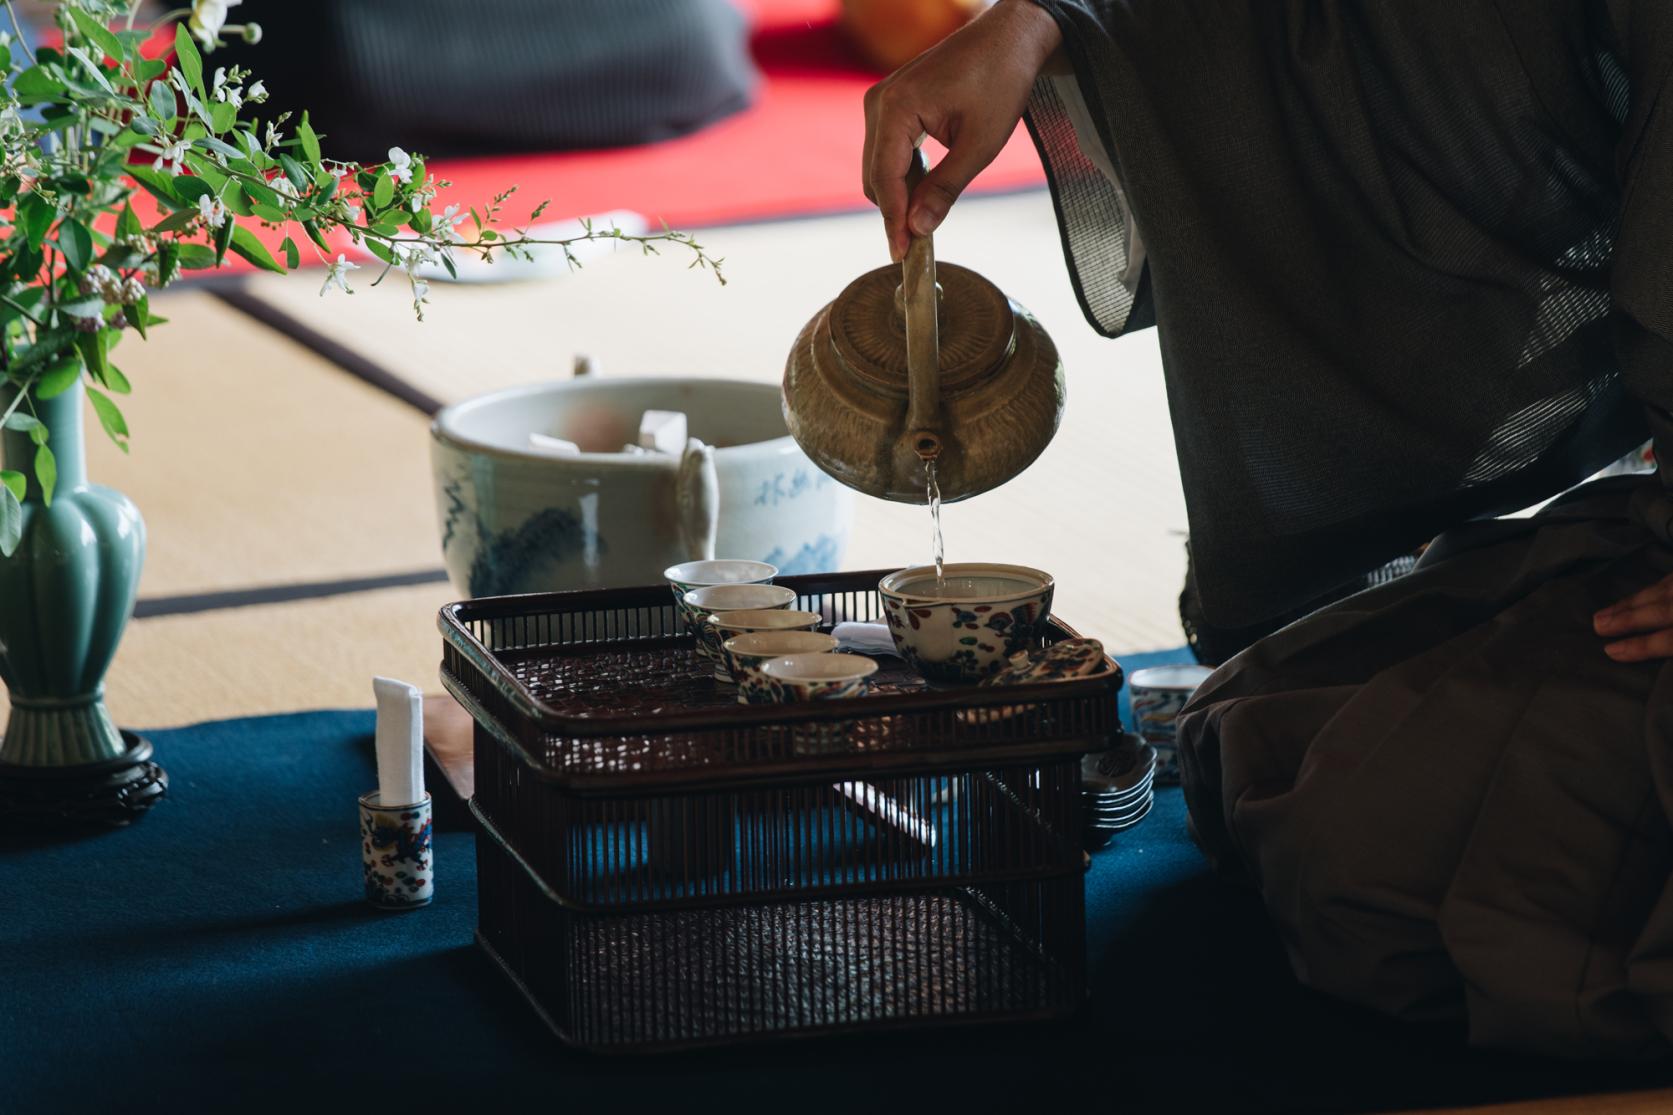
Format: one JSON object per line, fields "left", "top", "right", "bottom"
{"left": 430, "top": 373, "right": 853, "bottom": 597}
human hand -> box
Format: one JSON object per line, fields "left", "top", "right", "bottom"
{"left": 1594, "top": 572, "right": 1673, "bottom": 660}
{"left": 861, "top": 0, "right": 1062, "bottom": 261}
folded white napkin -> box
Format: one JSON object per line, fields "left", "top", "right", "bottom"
{"left": 832, "top": 621, "right": 898, "bottom": 657}
{"left": 372, "top": 677, "right": 425, "bottom": 806}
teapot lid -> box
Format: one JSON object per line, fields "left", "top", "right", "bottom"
{"left": 826, "top": 262, "right": 1018, "bottom": 398}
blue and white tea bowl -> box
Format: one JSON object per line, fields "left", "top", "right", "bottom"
{"left": 431, "top": 375, "right": 853, "bottom": 598}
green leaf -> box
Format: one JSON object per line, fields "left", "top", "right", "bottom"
{"left": 301, "top": 219, "right": 330, "bottom": 253}
{"left": 0, "top": 469, "right": 24, "bottom": 502}
{"left": 440, "top": 253, "right": 458, "bottom": 281}
{"left": 173, "top": 24, "right": 204, "bottom": 98}
{"left": 229, "top": 226, "right": 285, "bottom": 273}
{"left": 278, "top": 153, "right": 309, "bottom": 189}
{"left": 124, "top": 296, "right": 149, "bottom": 340}
{"left": 192, "top": 135, "right": 246, "bottom": 162}
{"left": 128, "top": 112, "right": 157, "bottom": 135}
{"left": 68, "top": 9, "right": 125, "bottom": 62}
{"left": 280, "top": 236, "right": 300, "bottom": 270}
{"left": 148, "top": 79, "right": 176, "bottom": 124}
{"left": 16, "top": 193, "right": 55, "bottom": 250}
{"left": 213, "top": 216, "right": 234, "bottom": 265}
{"left": 86, "top": 387, "right": 128, "bottom": 452}
{"left": 34, "top": 353, "right": 83, "bottom": 399}
{"left": 298, "top": 112, "right": 321, "bottom": 166}
{"left": 0, "top": 43, "right": 11, "bottom": 73}
{"left": 223, "top": 184, "right": 254, "bottom": 218}
{"left": 170, "top": 174, "right": 213, "bottom": 204}
{"left": 116, "top": 202, "right": 143, "bottom": 240}
{"left": 249, "top": 201, "right": 286, "bottom": 223}
{"left": 241, "top": 178, "right": 281, "bottom": 208}
{"left": 58, "top": 219, "right": 93, "bottom": 272}
{"left": 156, "top": 240, "right": 180, "bottom": 286}
{"left": 12, "top": 65, "right": 65, "bottom": 102}
{"left": 372, "top": 172, "right": 394, "bottom": 210}
{"left": 208, "top": 99, "right": 235, "bottom": 134}
{"left": 175, "top": 242, "right": 218, "bottom": 270}
{"left": 128, "top": 166, "right": 181, "bottom": 209}
{"left": 3, "top": 414, "right": 41, "bottom": 434}
{"left": 34, "top": 443, "right": 54, "bottom": 506}
{"left": 364, "top": 239, "right": 394, "bottom": 265}
{"left": 150, "top": 209, "right": 197, "bottom": 234}
{"left": 0, "top": 484, "right": 20, "bottom": 557}
{"left": 137, "top": 57, "right": 167, "bottom": 81}
{"left": 75, "top": 331, "right": 110, "bottom": 385}
{"left": 103, "top": 364, "right": 132, "bottom": 394}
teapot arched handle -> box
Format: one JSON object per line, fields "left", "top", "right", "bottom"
{"left": 676, "top": 438, "right": 719, "bottom": 561}
{"left": 902, "top": 148, "right": 942, "bottom": 461}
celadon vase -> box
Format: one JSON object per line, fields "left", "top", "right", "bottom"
{"left": 0, "top": 379, "right": 145, "bottom": 769}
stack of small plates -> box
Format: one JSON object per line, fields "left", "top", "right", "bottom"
{"left": 1083, "top": 733, "right": 1156, "bottom": 850}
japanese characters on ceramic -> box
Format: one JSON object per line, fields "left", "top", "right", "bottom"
{"left": 359, "top": 791, "right": 434, "bottom": 910}
{"left": 725, "top": 630, "right": 839, "bottom": 700}
{"left": 708, "top": 612, "right": 825, "bottom": 681}
{"left": 680, "top": 583, "right": 797, "bottom": 661}
{"left": 1127, "top": 664, "right": 1215, "bottom": 785}
{"left": 878, "top": 563, "right": 1055, "bottom": 684}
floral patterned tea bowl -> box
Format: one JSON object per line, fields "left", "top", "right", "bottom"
{"left": 682, "top": 583, "right": 797, "bottom": 660}
{"left": 879, "top": 563, "right": 1055, "bottom": 684}
{"left": 725, "top": 630, "right": 838, "bottom": 700}
{"left": 759, "top": 652, "right": 879, "bottom": 752}
{"left": 708, "top": 609, "right": 824, "bottom": 681}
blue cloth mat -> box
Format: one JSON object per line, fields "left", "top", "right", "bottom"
{"left": 4, "top": 667, "right": 1665, "bottom": 1112}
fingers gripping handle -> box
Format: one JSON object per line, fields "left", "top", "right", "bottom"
{"left": 902, "top": 148, "right": 942, "bottom": 462}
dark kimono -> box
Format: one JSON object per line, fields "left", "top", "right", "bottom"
{"left": 1025, "top": 0, "right": 1673, "bottom": 1055}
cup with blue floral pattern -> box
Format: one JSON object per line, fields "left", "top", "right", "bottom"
{"left": 878, "top": 563, "right": 1055, "bottom": 684}
{"left": 760, "top": 652, "right": 879, "bottom": 751}
{"left": 708, "top": 609, "right": 824, "bottom": 681}
{"left": 726, "top": 630, "right": 838, "bottom": 700}
{"left": 664, "top": 559, "right": 776, "bottom": 639}
{"left": 682, "top": 583, "right": 797, "bottom": 661}
{"left": 1128, "top": 664, "right": 1215, "bottom": 785}
{"left": 359, "top": 790, "right": 434, "bottom": 910}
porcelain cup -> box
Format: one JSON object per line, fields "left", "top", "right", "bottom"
{"left": 1128, "top": 664, "right": 1215, "bottom": 785}
{"left": 759, "top": 653, "right": 879, "bottom": 752}
{"left": 707, "top": 609, "right": 823, "bottom": 680}
{"left": 878, "top": 563, "right": 1055, "bottom": 684}
{"left": 682, "top": 583, "right": 797, "bottom": 661}
{"left": 664, "top": 558, "right": 776, "bottom": 605}
{"left": 725, "top": 631, "right": 838, "bottom": 701}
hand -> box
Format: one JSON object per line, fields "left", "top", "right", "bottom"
{"left": 862, "top": 0, "right": 1062, "bottom": 261}
{"left": 1594, "top": 573, "right": 1673, "bottom": 660}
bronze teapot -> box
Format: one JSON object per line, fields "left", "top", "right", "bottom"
{"left": 782, "top": 154, "right": 1065, "bottom": 504}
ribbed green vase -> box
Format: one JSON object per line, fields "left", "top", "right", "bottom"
{"left": 0, "top": 380, "right": 145, "bottom": 767}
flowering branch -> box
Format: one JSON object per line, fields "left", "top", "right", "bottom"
{"left": 0, "top": 0, "right": 725, "bottom": 555}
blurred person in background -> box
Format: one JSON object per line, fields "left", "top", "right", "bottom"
{"left": 865, "top": 0, "right": 1673, "bottom": 1058}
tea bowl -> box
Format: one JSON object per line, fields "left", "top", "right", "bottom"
{"left": 664, "top": 559, "right": 776, "bottom": 606}
{"left": 682, "top": 583, "right": 797, "bottom": 660}
{"left": 758, "top": 652, "right": 879, "bottom": 703}
{"left": 1128, "top": 664, "right": 1215, "bottom": 786}
{"left": 708, "top": 609, "right": 824, "bottom": 680}
{"left": 725, "top": 630, "right": 838, "bottom": 701}
{"left": 878, "top": 563, "right": 1055, "bottom": 684}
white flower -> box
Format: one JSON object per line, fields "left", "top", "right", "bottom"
{"left": 188, "top": 0, "right": 241, "bottom": 47}
{"left": 211, "top": 67, "right": 242, "bottom": 108}
{"left": 247, "top": 80, "right": 266, "bottom": 102}
{"left": 271, "top": 174, "right": 298, "bottom": 201}
{"left": 436, "top": 203, "right": 465, "bottom": 242}
{"left": 152, "top": 138, "right": 188, "bottom": 175}
{"left": 398, "top": 242, "right": 432, "bottom": 272}
{"left": 197, "top": 193, "right": 227, "bottom": 229}
{"left": 264, "top": 120, "right": 283, "bottom": 150}
{"left": 328, "top": 164, "right": 348, "bottom": 179}
{"left": 386, "top": 146, "right": 413, "bottom": 184}
{"left": 344, "top": 204, "right": 362, "bottom": 223}
{"left": 320, "top": 253, "right": 359, "bottom": 296}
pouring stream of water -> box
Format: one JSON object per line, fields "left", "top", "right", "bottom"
{"left": 926, "top": 460, "right": 944, "bottom": 588}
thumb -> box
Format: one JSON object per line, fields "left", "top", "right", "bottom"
{"left": 907, "top": 144, "right": 989, "bottom": 238}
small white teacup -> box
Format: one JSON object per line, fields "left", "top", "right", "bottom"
{"left": 759, "top": 652, "right": 879, "bottom": 752}
{"left": 708, "top": 610, "right": 824, "bottom": 681}
{"left": 725, "top": 631, "right": 838, "bottom": 701}
{"left": 681, "top": 583, "right": 796, "bottom": 661}
{"left": 1128, "top": 664, "right": 1215, "bottom": 785}
{"left": 663, "top": 559, "right": 776, "bottom": 605}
